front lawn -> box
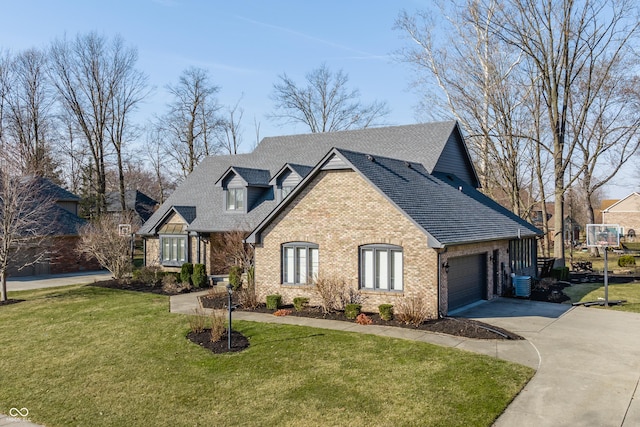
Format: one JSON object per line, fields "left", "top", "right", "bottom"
{"left": 0, "top": 286, "right": 532, "bottom": 426}
{"left": 564, "top": 280, "right": 640, "bottom": 313}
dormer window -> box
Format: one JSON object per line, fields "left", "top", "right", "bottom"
{"left": 226, "top": 188, "right": 244, "bottom": 211}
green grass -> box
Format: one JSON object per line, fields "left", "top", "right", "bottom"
{"left": 564, "top": 281, "right": 640, "bottom": 313}
{"left": 0, "top": 286, "right": 533, "bottom": 426}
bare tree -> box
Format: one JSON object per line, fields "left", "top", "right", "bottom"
{"left": 269, "top": 63, "right": 389, "bottom": 133}
{"left": 396, "top": 2, "right": 535, "bottom": 216}
{"left": 49, "top": 32, "right": 145, "bottom": 216}
{"left": 143, "top": 128, "right": 176, "bottom": 203}
{"left": 0, "top": 172, "right": 56, "bottom": 301}
{"left": 210, "top": 230, "right": 254, "bottom": 275}
{"left": 490, "top": 0, "right": 640, "bottom": 263}
{"left": 76, "top": 211, "right": 136, "bottom": 280}
{"left": 1, "top": 49, "right": 59, "bottom": 179}
{"left": 218, "top": 97, "right": 244, "bottom": 155}
{"left": 156, "top": 67, "right": 223, "bottom": 177}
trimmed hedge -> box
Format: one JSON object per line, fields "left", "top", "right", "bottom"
{"left": 293, "top": 297, "right": 309, "bottom": 312}
{"left": 180, "top": 263, "right": 193, "bottom": 284}
{"left": 266, "top": 294, "right": 282, "bottom": 310}
{"left": 618, "top": 255, "right": 636, "bottom": 267}
{"left": 378, "top": 304, "right": 394, "bottom": 321}
{"left": 192, "top": 264, "right": 207, "bottom": 288}
{"left": 345, "top": 303, "right": 362, "bottom": 319}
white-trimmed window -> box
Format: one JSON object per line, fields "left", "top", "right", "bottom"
{"left": 226, "top": 188, "right": 244, "bottom": 211}
{"left": 282, "top": 242, "right": 319, "bottom": 285}
{"left": 160, "top": 235, "right": 187, "bottom": 266}
{"left": 360, "top": 245, "right": 403, "bottom": 291}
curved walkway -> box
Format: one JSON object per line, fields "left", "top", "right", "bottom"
{"left": 170, "top": 291, "right": 540, "bottom": 369}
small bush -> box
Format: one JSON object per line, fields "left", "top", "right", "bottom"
{"left": 551, "top": 267, "right": 569, "bottom": 281}
{"left": 618, "top": 255, "right": 636, "bottom": 267}
{"left": 229, "top": 265, "right": 243, "bottom": 290}
{"left": 293, "top": 297, "right": 310, "bottom": 312}
{"left": 378, "top": 304, "right": 394, "bottom": 321}
{"left": 180, "top": 263, "right": 194, "bottom": 284}
{"left": 273, "top": 309, "right": 292, "bottom": 317}
{"left": 238, "top": 284, "right": 259, "bottom": 310}
{"left": 210, "top": 310, "right": 225, "bottom": 342}
{"left": 345, "top": 303, "right": 362, "bottom": 319}
{"left": 396, "top": 296, "right": 430, "bottom": 327}
{"left": 162, "top": 274, "right": 192, "bottom": 294}
{"left": 132, "top": 265, "right": 163, "bottom": 286}
{"left": 266, "top": 294, "right": 282, "bottom": 310}
{"left": 187, "top": 308, "right": 206, "bottom": 333}
{"left": 192, "top": 264, "right": 208, "bottom": 288}
{"left": 356, "top": 313, "right": 373, "bottom": 325}
{"left": 315, "top": 275, "right": 354, "bottom": 313}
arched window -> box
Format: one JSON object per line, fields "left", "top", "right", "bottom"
{"left": 359, "top": 244, "right": 403, "bottom": 291}
{"left": 628, "top": 229, "right": 636, "bottom": 238}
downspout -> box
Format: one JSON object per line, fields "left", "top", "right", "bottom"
{"left": 143, "top": 238, "right": 147, "bottom": 267}
{"left": 196, "top": 234, "right": 201, "bottom": 264}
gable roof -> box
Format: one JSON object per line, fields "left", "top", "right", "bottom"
{"left": 138, "top": 122, "right": 480, "bottom": 236}
{"left": 28, "top": 176, "right": 80, "bottom": 202}
{"left": 215, "top": 166, "right": 271, "bottom": 187}
{"left": 248, "top": 148, "right": 541, "bottom": 247}
{"left": 106, "top": 190, "right": 158, "bottom": 222}
{"left": 603, "top": 192, "right": 640, "bottom": 213}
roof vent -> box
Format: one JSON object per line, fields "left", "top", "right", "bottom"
{"left": 404, "top": 161, "right": 412, "bottom": 169}
{"left": 458, "top": 186, "right": 463, "bottom": 191}
{"left": 366, "top": 154, "right": 375, "bottom": 162}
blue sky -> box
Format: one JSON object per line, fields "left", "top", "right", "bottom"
{"left": 0, "top": 0, "right": 428, "bottom": 146}
{"left": 0, "top": 0, "right": 633, "bottom": 198}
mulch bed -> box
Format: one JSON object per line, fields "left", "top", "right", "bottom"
{"left": 90, "top": 279, "right": 200, "bottom": 296}
{"left": 200, "top": 293, "right": 523, "bottom": 340}
{"left": 186, "top": 330, "right": 250, "bottom": 353}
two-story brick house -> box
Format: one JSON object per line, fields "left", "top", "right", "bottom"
{"left": 139, "top": 121, "right": 541, "bottom": 316}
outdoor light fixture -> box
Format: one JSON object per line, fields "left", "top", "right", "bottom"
{"left": 226, "top": 284, "right": 233, "bottom": 350}
{"left": 442, "top": 261, "right": 449, "bottom": 274}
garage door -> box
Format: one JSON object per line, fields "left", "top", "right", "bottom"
{"left": 447, "top": 254, "right": 487, "bottom": 311}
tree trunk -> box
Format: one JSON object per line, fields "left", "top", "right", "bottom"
{"left": 1, "top": 270, "right": 6, "bottom": 302}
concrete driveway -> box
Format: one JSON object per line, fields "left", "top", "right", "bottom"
{"left": 6, "top": 270, "right": 113, "bottom": 291}
{"left": 458, "top": 298, "right": 640, "bottom": 427}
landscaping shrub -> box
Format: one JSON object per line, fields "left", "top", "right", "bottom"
{"left": 238, "top": 283, "right": 260, "bottom": 310}
{"left": 209, "top": 310, "right": 225, "bottom": 342}
{"left": 132, "top": 265, "right": 162, "bottom": 286}
{"left": 273, "top": 309, "right": 292, "bottom": 317}
{"left": 618, "top": 255, "right": 636, "bottom": 267}
{"left": 162, "top": 274, "right": 192, "bottom": 294}
{"left": 345, "top": 303, "right": 362, "bottom": 319}
{"left": 192, "top": 263, "right": 208, "bottom": 288}
{"left": 180, "top": 263, "right": 194, "bottom": 284}
{"left": 293, "top": 297, "right": 310, "bottom": 312}
{"left": 187, "top": 308, "right": 206, "bottom": 333}
{"left": 551, "top": 267, "right": 569, "bottom": 281}
{"left": 396, "top": 296, "right": 429, "bottom": 326}
{"left": 314, "top": 275, "right": 354, "bottom": 313}
{"left": 229, "top": 265, "right": 243, "bottom": 291}
{"left": 378, "top": 304, "right": 394, "bottom": 321}
{"left": 356, "top": 313, "right": 373, "bottom": 325}
{"left": 266, "top": 294, "right": 282, "bottom": 310}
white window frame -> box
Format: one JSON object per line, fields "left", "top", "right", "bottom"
{"left": 160, "top": 235, "right": 188, "bottom": 266}
{"left": 226, "top": 187, "right": 245, "bottom": 211}
{"left": 282, "top": 242, "right": 319, "bottom": 285}
{"left": 360, "top": 244, "right": 403, "bottom": 291}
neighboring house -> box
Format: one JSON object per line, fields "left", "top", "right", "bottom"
{"left": 602, "top": 192, "right": 640, "bottom": 240}
{"left": 7, "top": 177, "right": 101, "bottom": 277}
{"left": 105, "top": 190, "right": 158, "bottom": 225}
{"left": 139, "top": 121, "right": 541, "bottom": 316}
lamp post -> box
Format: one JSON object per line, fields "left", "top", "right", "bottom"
{"left": 226, "top": 284, "right": 233, "bottom": 350}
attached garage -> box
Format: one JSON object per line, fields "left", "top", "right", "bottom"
{"left": 447, "top": 254, "right": 487, "bottom": 311}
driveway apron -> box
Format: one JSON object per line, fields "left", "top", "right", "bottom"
{"left": 459, "top": 298, "right": 640, "bottom": 427}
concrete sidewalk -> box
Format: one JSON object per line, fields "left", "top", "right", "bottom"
{"left": 170, "top": 291, "right": 541, "bottom": 369}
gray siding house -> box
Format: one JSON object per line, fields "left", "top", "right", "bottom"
{"left": 138, "top": 122, "right": 541, "bottom": 314}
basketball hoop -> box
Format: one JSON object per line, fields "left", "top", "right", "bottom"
{"left": 118, "top": 224, "right": 132, "bottom": 236}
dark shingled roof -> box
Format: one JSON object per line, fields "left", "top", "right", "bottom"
{"left": 248, "top": 148, "right": 540, "bottom": 247}
{"left": 106, "top": 190, "right": 158, "bottom": 222}
{"left": 336, "top": 149, "right": 541, "bottom": 246}
{"left": 138, "top": 122, "right": 478, "bottom": 235}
